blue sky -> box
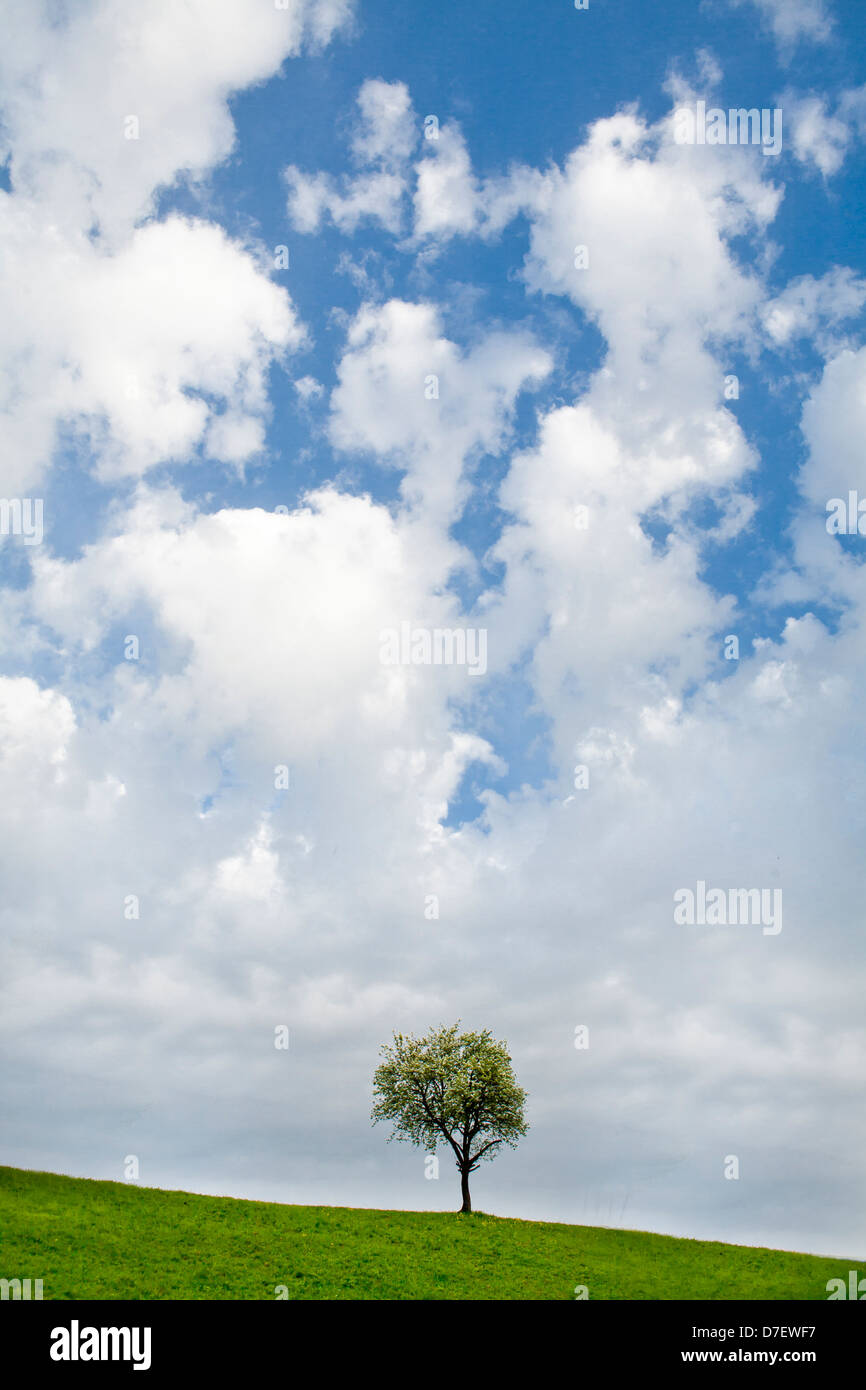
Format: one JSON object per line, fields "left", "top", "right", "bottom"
{"left": 1, "top": 0, "right": 866, "bottom": 1262}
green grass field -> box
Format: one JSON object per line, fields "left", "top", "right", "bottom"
{"left": 0, "top": 1165, "right": 857, "bottom": 1300}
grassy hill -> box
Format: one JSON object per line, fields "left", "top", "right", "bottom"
{"left": 0, "top": 1165, "right": 856, "bottom": 1300}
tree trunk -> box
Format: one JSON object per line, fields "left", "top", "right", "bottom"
{"left": 459, "top": 1167, "right": 471, "bottom": 1213}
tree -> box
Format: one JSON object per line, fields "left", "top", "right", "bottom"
{"left": 371, "top": 1022, "right": 528, "bottom": 1213}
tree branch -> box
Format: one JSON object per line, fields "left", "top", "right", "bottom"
{"left": 468, "top": 1136, "right": 504, "bottom": 1167}
{"left": 415, "top": 1078, "right": 463, "bottom": 1165}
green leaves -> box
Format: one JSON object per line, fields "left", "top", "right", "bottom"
{"left": 371, "top": 1022, "right": 528, "bottom": 1171}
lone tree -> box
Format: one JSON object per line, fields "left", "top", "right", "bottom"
{"left": 371, "top": 1022, "right": 528, "bottom": 1213}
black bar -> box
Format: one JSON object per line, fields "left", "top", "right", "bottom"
{"left": 5, "top": 1298, "right": 860, "bottom": 1375}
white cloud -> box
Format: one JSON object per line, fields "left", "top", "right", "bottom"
{"left": 27, "top": 484, "right": 502, "bottom": 754}
{"left": 799, "top": 345, "right": 866, "bottom": 507}
{"left": 351, "top": 78, "right": 417, "bottom": 169}
{"left": 517, "top": 111, "right": 774, "bottom": 393}
{"left": 696, "top": 49, "right": 723, "bottom": 89}
{"left": 762, "top": 267, "right": 866, "bottom": 349}
{"left": 0, "top": 0, "right": 353, "bottom": 242}
{"left": 783, "top": 91, "right": 850, "bottom": 176}
{"left": 328, "top": 298, "right": 552, "bottom": 523}
{"left": 0, "top": 676, "right": 74, "bottom": 778}
{"left": 285, "top": 79, "right": 417, "bottom": 234}
{"left": 0, "top": 213, "right": 304, "bottom": 490}
{"left": 285, "top": 167, "right": 410, "bottom": 235}
{"left": 0, "top": 0, "right": 343, "bottom": 494}
{"left": 408, "top": 103, "right": 780, "bottom": 437}
{"left": 837, "top": 83, "right": 866, "bottom": 137}
{"left": 726, "top": 0, "right": 833, "bottom": 56}
{"left": 413, "top": 124, "right": 481, "bottom": 239}
{"left": 295, "top": 375, "right": 325, "bottom": 401}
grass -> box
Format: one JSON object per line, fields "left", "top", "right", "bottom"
{"left": 0, "top": 1165, "right": 857, "bottom": 1300}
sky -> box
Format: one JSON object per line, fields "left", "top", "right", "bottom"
{"left": 0, "top": 0, "right": 865, "bottom": 1263}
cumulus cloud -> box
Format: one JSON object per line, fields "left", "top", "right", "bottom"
{"left": 0, "top": 214, "right": 304, "bottom": 491}
{"left": 407, "top": 103, "right": 770, "bottom": 560}
{"left": 0, "top": 0, "right": 336, "bottom": 494}
{"left": 285, "top": 79, "right": 417, "bottom": 234}
{"left": 762, "top": 267, "right": 866, "bottom": 350}
{"left": 413, "top": 124, "right": 482, "bottom": 239}
{"left": 798, "top": 345, "right": 866, "bottom": 509}
{"left": 328, "top": 298, "right": 552, "bottom": 522}
{"left": 783, "top": 91, "right": 851, "bottom": 176}
{"left": 0, "top": 0, "right": 353, "bottom": 241}
{"left": 409, "top": 103, "right": 779, "bottom": 404}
